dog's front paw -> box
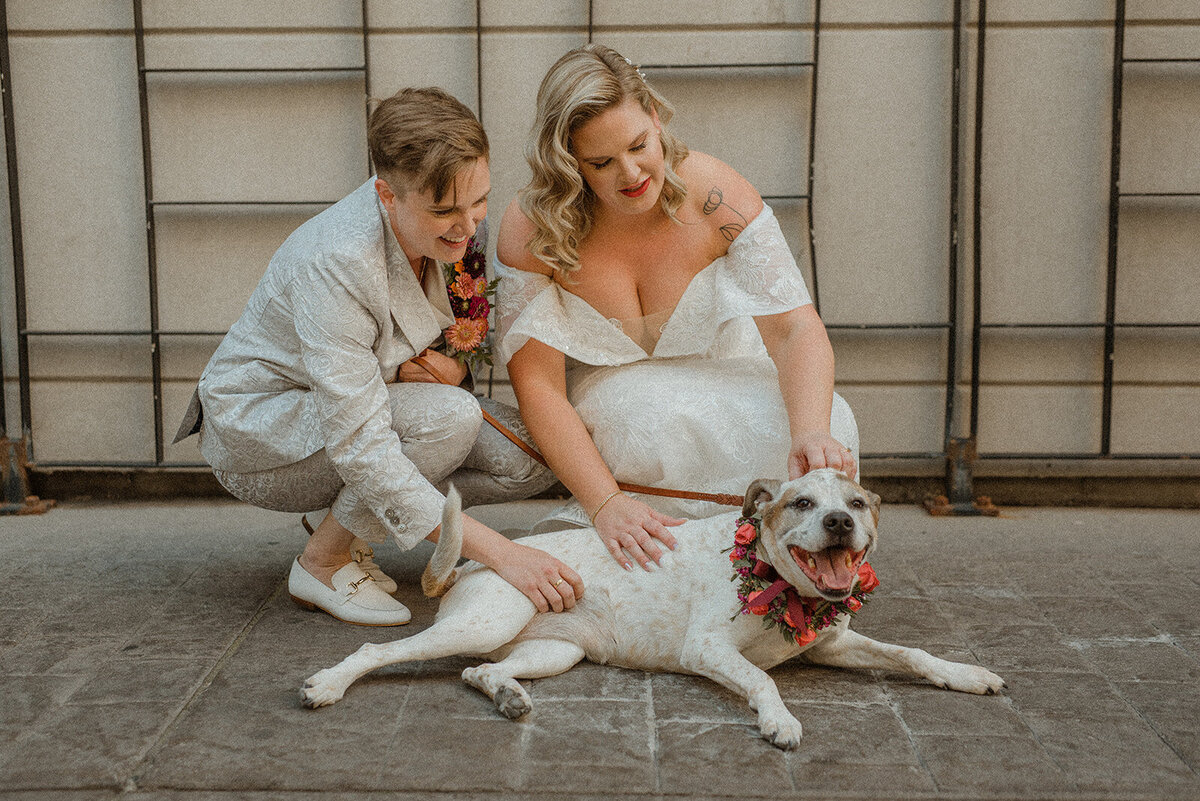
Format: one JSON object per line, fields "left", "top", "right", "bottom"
{"left": 300, "top": 669, "right": 347, "bottom": 708}
{"left": 933, "top": 661, "right": 1007, "bottom": 695}
{"left": 964, "top": 665, "right": 1007, "bottom": 695}
{"left": 759, "top": 713, "right": 804, "bottom": 750}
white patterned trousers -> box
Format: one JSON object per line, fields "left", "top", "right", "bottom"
{"left": 211, "top": 383, "right": 556, "bottom": 542}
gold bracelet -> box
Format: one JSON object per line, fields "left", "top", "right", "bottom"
{"left": 588, "top": 490, "right": 622, "bottom": 525}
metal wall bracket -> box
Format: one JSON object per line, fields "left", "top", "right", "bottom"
{"left": 924, "top": 437, "right": 999, "bottom": 516}
{"left": 0, "top": 438, "right": 54, "bottom": 515}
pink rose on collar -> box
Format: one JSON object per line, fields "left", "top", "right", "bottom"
{"left": 856, "top": 563, "right": 879, "bottom": 593}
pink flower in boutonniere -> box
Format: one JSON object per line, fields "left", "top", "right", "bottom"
{"left": 452, "top": 272, "right": 488, "bottom": 301}
{"left": 467, "top": 295, "right": 490, "bottom": 318}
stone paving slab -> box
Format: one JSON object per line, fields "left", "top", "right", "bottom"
{"left": 0, "top": 499, "right": 1198, "bottom": 800}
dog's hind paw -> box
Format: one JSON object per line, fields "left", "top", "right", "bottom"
{"left": 494, "top": 685, "right": 532, "bottom": 720}
{"left": 300, "top": 671, "right": 347, "bottom": 708}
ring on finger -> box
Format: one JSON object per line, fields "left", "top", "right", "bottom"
{"left": 553, "top": 578, "right": 564, "bottom": 588}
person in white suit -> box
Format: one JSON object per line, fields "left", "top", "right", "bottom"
{"left": 176, "top": 87, "right": 583, "bottom": 626}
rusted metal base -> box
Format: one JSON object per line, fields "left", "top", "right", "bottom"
{"left": 0, "top": 438, "right": 55, "bottom": 515}
{"left": 924, "top": 436, "right": 1000, "bottom": 517}
{"left": 923, "top": 493, "right": 1001, "bottom": 517}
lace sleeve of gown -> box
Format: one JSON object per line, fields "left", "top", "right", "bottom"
{"left": 492, "top": 258, "right": 549, "bottom": 364}
{"left": 493, "top": 258, "right": 645, "bottom": 366}
{"left": 654, "top": 205, "right": 813, "bottom": 359}
{"left": 717, "top": 204, "right": 813, "bottom": 313}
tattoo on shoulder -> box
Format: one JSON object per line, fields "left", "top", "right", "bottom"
{"left": 702, "top": 187, "right": 748, "bottom": 242}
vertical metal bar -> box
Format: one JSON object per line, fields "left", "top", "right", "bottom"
{"left": 588, "top": 0, "right": 594, "bottom": 43}
{"left": 0, "top": 256, "right": 5, "bottom": 437}
{"left": 362, "top": 0, "right": 372, "bottom": 176}
{"left": 1101, "top": 0, "right": 1125, "bottom": 456}
{"left": 476, "top": 0, "right": 495, "bottom": 398}
{"left": 969, "top": 0, "right": 986, "bottom": 439}
{"left": 0, "top": 0, "right": 30, "bottom": 445}
{"left": 0, "top": 0, "right": 23, "bottom": 441}
{"left": 943, "top": 0, "right": 964, "bottom": 448}
{"left": 806, "top": 0, "right": 821, "bottom": 313}
{"left": 926, "top": 0, "right": 998, "bottom": 517}
{"left": 0, "top": 5, "right": 52, "bottom": 520}
{"left": 360, "top": 0, "right": 370, "bottom": 99}
{"left": 475, "top": 0, "right": 483, "bottom": 119}
{"left": 0, "top": 31, "right": 7, "bottom": 441}
{"left": 133, "top": 0, "right": 165, "bottom": 463}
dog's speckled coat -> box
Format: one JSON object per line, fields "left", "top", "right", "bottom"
{"left": 301, "top": 469, "right": 1005, "bottom": 749}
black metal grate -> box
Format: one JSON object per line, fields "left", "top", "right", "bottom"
{"left": 1, "top": 1, "right": 1194, "bottom": 487}
{"left": 6, "top": 2, "right": 373, "bottom": 467}
{"left": 966, "top": 0, "right": 1200, "bottom": 462}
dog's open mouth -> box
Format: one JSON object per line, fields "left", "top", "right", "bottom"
{"left": 789, "top": 546, "right": 867, "bottom": 595}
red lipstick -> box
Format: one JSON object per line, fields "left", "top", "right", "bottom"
{"left": 620, "top": 178, "right": 650, "bottom": 198}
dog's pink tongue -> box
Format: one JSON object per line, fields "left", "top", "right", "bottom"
{"left": 812, "top": 548, "right": 856, "bottom": 592}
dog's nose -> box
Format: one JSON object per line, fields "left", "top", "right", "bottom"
{"left": 823, "top": 511, "right": 855, "bottom": 537}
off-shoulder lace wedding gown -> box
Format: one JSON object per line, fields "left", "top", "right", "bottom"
{"left": 495, "top": 206, "right": 858, "bottom": 530}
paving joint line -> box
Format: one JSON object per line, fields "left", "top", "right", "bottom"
{"left": 1064, "top": 630, "right": 1200, "bottom": 779}
{"left": 879, "top": 679, "right": 939, "bottom": 793}
{"left": 646, "top": 673, "right": 663, "bottom": 794}
{"left": 121, "top": 576, "right": 290, "bottom": 794}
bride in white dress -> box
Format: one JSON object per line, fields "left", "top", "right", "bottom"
{"left": 496, "top": 44, "right": 859, "bottom": 571}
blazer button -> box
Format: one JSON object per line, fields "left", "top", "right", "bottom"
{"left": 385, "top": 508, "right": 400, "bottom": 526}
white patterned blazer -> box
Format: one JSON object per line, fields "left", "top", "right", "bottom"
{"left": 176, "top": 178, "right": 474, "bottom": 546}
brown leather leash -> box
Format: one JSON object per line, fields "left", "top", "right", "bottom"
{"left": 410, "top": 354, "right": 743, "bottom": 508}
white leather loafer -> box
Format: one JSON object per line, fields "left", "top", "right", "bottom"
{"left": 300, "top": 515, "right": 400, "bottom": 595}
{"left": 288, "top": 558, "right": 411, "bottom": 626}
{"left": 349, "top": 538, "right": 399, "bottom": 594}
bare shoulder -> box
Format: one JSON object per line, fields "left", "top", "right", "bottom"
{"left": 677, "top": 151, "right": 765, "bottom": 243}
{"left": 496, "top": 198, "right": 554, "bottom": 276}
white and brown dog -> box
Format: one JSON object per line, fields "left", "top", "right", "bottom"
{"left": 301, "top": 469, "right": 1005, "bottom": 749}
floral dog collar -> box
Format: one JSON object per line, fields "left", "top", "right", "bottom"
{"left": 729, "top": 515, "right": 879, "bottom": 646}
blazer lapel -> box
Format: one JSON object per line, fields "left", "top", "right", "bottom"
{"left": 380, "top": 196, "right": 443, "bottom": 352}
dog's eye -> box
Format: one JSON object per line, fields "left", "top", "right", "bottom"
{"left": 792, "top": 497, "right": 812, "bottom": 510}
{"left": 851, "top": 498, "right": 865, "bottom": 509}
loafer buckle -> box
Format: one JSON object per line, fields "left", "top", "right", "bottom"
{"left": 346, "top": 574, "right": 375, "bottom": 596}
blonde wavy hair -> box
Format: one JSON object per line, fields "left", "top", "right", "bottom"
{"left": 519, "top": 44, "right": 690, "bottom": 275}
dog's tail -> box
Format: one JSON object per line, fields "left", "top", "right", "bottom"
{"left": 421, "top": 484, "right": 463, "bottom": 598}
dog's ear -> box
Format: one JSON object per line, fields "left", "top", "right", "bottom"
{"left": 743, "top": 479, "right": 782, "bottom": 517}
{"left": 865, "top": 488, "right": 882, "bottom": 526}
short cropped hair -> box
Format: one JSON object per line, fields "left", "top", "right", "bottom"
{"left": 368, "top": 87, "right": 489, "bottom": 202}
